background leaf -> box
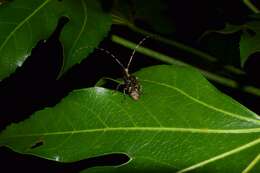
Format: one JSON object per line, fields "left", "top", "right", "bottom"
{"left": 200, "top": 31, "right": 241, "bottom": 66}
{"left": 132, "top": 0, "right": 175, "bottom": 34}
{"left": 200, "top": 21, "right": 260, "bottom": 67}
{"left": 0, "top": 0, "right": 111, "bottom": 80}
{"left": 0, "top": 65, "right": 260, "bottom": 172}
{"left": 112, "top": 0, "right": 175, "bottom": 35}
{"left": 240, "top": 21, "right": 260, "bottom": 66}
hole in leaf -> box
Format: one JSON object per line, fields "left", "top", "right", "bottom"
{"left": 30, "top": 140, "right": 44, "bottom": 149}
{"left": 58, "top": 153, "right": 131, "bottom": 172}
{"left": 96, "top": 153, "right": 130, "bottom": 166}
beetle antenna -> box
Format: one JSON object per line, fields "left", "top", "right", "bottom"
{"left": 95, "top": 48, "right": 126, "bottom": 70}
{"left": 127, "top": 36, "right": 149, "bottom": 70}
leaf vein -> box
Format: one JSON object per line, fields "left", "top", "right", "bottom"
{"left": 0, "top": 0, "right": 51, "bottom": 53}
{"left": 177, "top": 138, "right": 260, "bottom": 172}
{"left": 68, "top": 0, "right": 88, "bottom": 59}
{"left": 141, "top": 79, "right": 260, "bottom": 125}
{"left": 242, "top": 153, "right": 260, "bottom": 173}
{"left": 3, "top": 127, "right": 260, "bottom": 139}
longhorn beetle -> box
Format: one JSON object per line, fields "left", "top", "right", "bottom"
{"left": 96, "top": 36, "right": 149, "bottom": 100}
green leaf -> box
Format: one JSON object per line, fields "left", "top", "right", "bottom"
{"left": 112, "top": 0, "right": 175, "bottom": 35}
{"left": 200, "top": 22, "right": 260, "bottom": 67}
{"left": 1, "top": 65, "right": 260, "bottom": 172}
{"left": 132, "top": 0, "right": 175, "bottom": 34}
{"left": 200, "top": 32, "right": 240, "bottom": 66}
{"left": 240, "top": 21, "right": 260, "bottom": 66}
{"left": 199, "top": 23, "right": 242, "bottom": 41}
{"left": 0, "top": 0, "right": 111, "bottom": 80}
{"left": 199, "top": 23, "right": 242, "bottom": 67}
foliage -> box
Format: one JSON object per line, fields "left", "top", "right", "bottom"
{"left": 200, "top": 21, "right": 260, "bottom": 67}
{"left": 1, "top": 65, "right": 260, "bottom": 173}
{"left": 0, "top": 0, "right": 111, "bottom": 80}
{"left": 0, "top": 0, "right": 260, "bottom": 173}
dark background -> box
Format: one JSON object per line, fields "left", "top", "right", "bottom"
{"left": 0, "top": 0, "right": 260, "bottom": 172}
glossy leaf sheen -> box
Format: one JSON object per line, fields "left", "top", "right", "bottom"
{"left": 0, "top": 65, "right": 260, "bottom": 172}
{"left": 0, "top": 0, "right": 111, "bottom": 80}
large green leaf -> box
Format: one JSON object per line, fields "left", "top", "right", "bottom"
{"left": 0, "top": 0, "right": 111, "bottom": 80}
{"left": 0, "top": 65, "right": 260, "bottom": 172}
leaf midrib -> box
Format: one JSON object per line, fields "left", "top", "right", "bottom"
{"left": 2, "top": 127, "right": 259, "bottom": 172}
{"left": 141, "top": 79, "right": 260, "bottom": 125}
{"left": 2, "top": 127, "right": 260, "bottom": 138}
{"left": 0, "top": 0, "right": 52, "bottom": 52}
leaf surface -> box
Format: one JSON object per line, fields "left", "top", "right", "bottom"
{"left": 0, "top": 65, "right": 260, "bottom": 172}
{"left": 0, "top": 0, "right": 111, "bottom": 80}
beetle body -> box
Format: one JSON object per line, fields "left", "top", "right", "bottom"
{"left": 123, "top": 74, "right": 141, "bottom": 100}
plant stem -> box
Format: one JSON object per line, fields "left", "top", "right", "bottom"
{"left": 126, "top": 24, "right": 245, "bottom": 76}
{"left": 112, "top": 35, "right": 260, "bottom": 96}
{"left": 243, "top": 0, "right": 260, "bottom": 13}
